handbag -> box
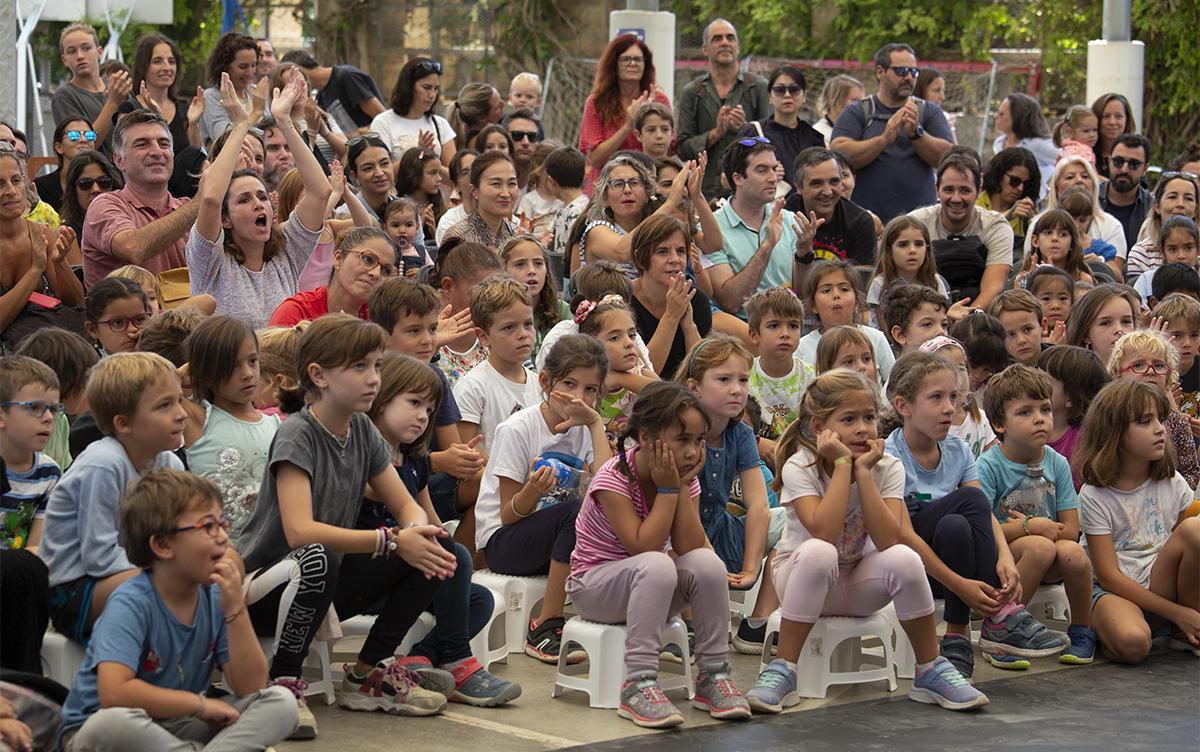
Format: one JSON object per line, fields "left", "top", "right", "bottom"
{"left": 0, "top": 287, "right": 86, "bottom": 350}
{"left": 157, "top": 267, "right": 191, "bottom": 310}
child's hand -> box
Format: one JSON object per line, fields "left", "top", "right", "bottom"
{"left": 1044, "top": 319, "right": 1067, "bottom": 345}
{"left": 210, "top": 552, "right": 245, "bottom": 615}
{"left": 815, "top": 429, "right": 851, "bottom": 464}
{"left": 727, "top": 568, "right": 759, "bottom": 589}
{"left": 524, "top": 461, "right": 559, "bottom": 497}
{"left": 197, "top": 697, "right": 240, "bottom": 729}
{"left": 1026, "top": 516, "right": 1060, "bottom": 540}
{"left": 679, "top": 440, "right": 705, "bottom": 484}
{"left": 1172, "top": 607, "right": 1200, "bottom": 647}
{"left": 995, "top": 556, "right": 1022, "bottom": 604}
{"left": 854, "top": 438, "right": 885, "bottom": 471}
{"left": 662, "top": 274, "right": 696, "bottom": 323}
{"left": 417, "top": 129, "right": 437, "bottom": 151}
{"left": 648, "top": 440, "right": 681, "bottom": 489}
{"left": 548, "top": 390, "right": 600, "bottom": 432}
{"left": 1187, "top": 415, "right": 1200, "bottom": 440}
{"left": 437, "top": 435, "right": 485, "bottom": 479}
{"left": 1147, "top": 315, "right": 1168, "bottom": 333}
{"left": 946, "top": 297, "right": 972, "bottom": 322}
{"left": 0, "top": 717, "right": 33, "bottom": 752}
{"left": 395, "top": 525, "right": 456, "bottom": 579}
{"left": 434, "top": 305, "right": 474, "bottom": 348}
{"left": 1170, "top": 382, "right": 1183, "bottom": 412}
{"left": 954, "top": 577, "right": 1002, "bottom": 617}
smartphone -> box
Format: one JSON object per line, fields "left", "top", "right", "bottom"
{"left": 28, "top": 291, "right": 62, "bottom": 309}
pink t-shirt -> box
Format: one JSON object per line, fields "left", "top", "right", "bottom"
{"left": 82, "top": 185, "right": 189, "bottom": 287}
{"left": 1048, "top": 424, "right": 1081, "bottom": 490}
{"left": 577, "top": 89, "right": 672, "bottom": 196}
{"left": 569, "top": 447, "right": 702, "bottom": 577}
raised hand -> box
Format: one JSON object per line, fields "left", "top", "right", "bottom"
{"left": 418, "top": 129, "right": 437, "bottom": 151}
{"left": 136, "top": 81, "right": 162, "bottom": 113}
{"left": 714, "top": 105, "right": 732, "bottom": 137}
{"left": 50, "top": 225, "right": 75, "bottom": 266}
{"left": 548, "top": 389, "right": 601, "bottom": 432}
{"left": 187, "top": 86, "right": 206, "bottom": 126}
{"left": 761, "top": 198, "right": 785, "bottom": 249}
{"left": 624, "top": 90, "right": 652, "bottom": 124}
{"left": 30, "top": 222, "right": 50, "bottom": 271}
{"left": 435, "top": 304, "right": 474, "bottom": 347}
{"left": 106, "top": 70, "right": 132, "bottom": 104}
{"left": 662, "top": 274, "right": 696, "bottom": 322}
{"left": 791, "top": 209, "right": 826, "bottom": 248}
{"left": 328, "top": 159, "right": 346, "bottom": 201}
{"left": 219, "top": 73, "right": 250, "bottom": 126}
{"left": 728, "top": 104, "right": 747, "bottom": 130}
{"left": 665, "top": 160, "right": 692, "bottom": 206}
{"left": 248, "top": 75, "right": 269, "bottom": 116}
{"left": 687, "top": 152, "right": 707, "bottom": 200}
{"left": 271, "top": 73, "right": 306, "bottom": 123}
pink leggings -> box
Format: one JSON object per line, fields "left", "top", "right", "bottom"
{"left": 773, "top": 539, "right": 935, "bottom": 623}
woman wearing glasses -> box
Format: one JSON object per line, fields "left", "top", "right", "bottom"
{"left": 993, "top": 93, "right": 1059, "bottom": 199}
{"left": 372, "top": 58, "right": 457, "bottom": 173}
{"left": 268, "top": 227, "right": 395, "bottom": 328}
{"left": 978, "top": 147, "right": 1041, "bottom": 248}
{"left": 117, "top": 33, "right": 206, "bottom": 154}
{"left": 34, "top": 119, "right": 96, "bottom": 213}
{"left": 59, "top": 152, "right": 122, "bottom": 243}
{"left": 737, "top": 65, "right": 823, "bottom": 191}
{"left": 578, "top": 34, "right": 671, "bottom": 195}
{"left": 188, "top": 74, "right": 332, "bottom": 329}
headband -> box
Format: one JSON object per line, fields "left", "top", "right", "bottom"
{"left": 686, "top": 338, "right": 715, "bottom": 378}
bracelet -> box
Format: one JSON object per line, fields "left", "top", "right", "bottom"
{"left": 1022, "top": 516, "right": 1032, "bottom": 535}
{"left": 223, "top": 603, "right": 246, "bottom": 625}
{"left": 510, "top": 495, "right": 533, "bottom": 519}
{"left": 833, "top": 455, "right": 851, "bottom": 467}
{"left": 657, "top": 487, "right": 680, "bottom": 495}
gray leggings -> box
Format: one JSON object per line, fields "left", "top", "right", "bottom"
{"left": 63, "top": 686, "right": 299, "bottom": 752}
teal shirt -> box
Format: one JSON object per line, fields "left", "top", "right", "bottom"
{"left": 710, "top": 201, "right": 800, "bottom": 314}
{"left": 977, "top": 444, "right": 1079, "bottom": 522}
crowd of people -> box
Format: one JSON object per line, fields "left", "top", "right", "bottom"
{"left": 1, "top": 16, "right": 1199, "bottom": 751}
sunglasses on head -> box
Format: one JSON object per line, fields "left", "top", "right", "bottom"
{"left": 509, "top": 130, "right": 540, "bottom": 143}
{"left": 415, "top": 60, "right": 443, "bottom": 75}
{"left": 66, "top": 130, "right": 96, "bottom": 142}
{"left": 346, "top": 133, "right": 387, "bottom": 151}
{"left": 771, "top": 84, "right": 803, "bottom": 96}
{"left": 736, "top": 136, "right": 771, "bottom": 147}
{"left": 77, "top": 175, "right": 114, "bottom": 190}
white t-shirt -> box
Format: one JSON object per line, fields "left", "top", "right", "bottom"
{"left": 452, "top": 360, "right": 542, "bottom": 451}
{"left": 517, "top": 189, "right": 562, "bottom": 238}
{"left": 908, "top": 204, "right": 1014, "bottom": 269}
{"left": 796, "top": 325, "right": 896, "bottom": 383}
{"left": 949, "top": 409, "right": 996, "bottom": 460}
{"left": 435, "top": 204, "right": 467, "bottom": 247}
{"left": 1024, "top": 209, "right": 1127, "bottom": 260}
{"left": 777, "top": 447, "right": 907, "bottom": 568}
{"left": 474, "top": 403, "right": 595, "bottom": 550}
{"left": 369, "top": 110, "right": 456, "bottom": 159}
{"left": 867, "top": 274, "right": 951, "bottom": 328}
{"left": 1080, "top": 473, "right": 1191, "bottom": 588}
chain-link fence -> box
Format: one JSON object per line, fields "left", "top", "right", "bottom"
{"left": 544, "top": 55, "right": 1038, "bottom": 157}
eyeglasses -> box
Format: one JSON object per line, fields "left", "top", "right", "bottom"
{"left": 606, "top": 177, "right": 643, "bottom": 192}
{"left": 1005, "top": 174, "right": 1035, "bottom": 191}
{"left": 618, "top": 55, "right": 645, "bottom": 67}
{"left": 346, "top": 249, "right": 397, "bottom": 277}
{"left": 92, "top": 312, "right": 150, "bottom": 332}
{"left": 1109, "top": 156, "right": 1144, "bottom": 171}
{"left": 883, "top": 66, "right": 921, "bottom": 78}
{"left": 415, "top": 60, "right": 443, "bottom": 75}
{"left": 1122, "top": 361, "right": 1169, "bottom": 376}
{"left": 509, "top": 130, "right": 540, "bottom": 143}
{"left": 0, "top": 401, "right": 66, "bottom": 417}
{"left": 771, "top": 84, "right": 803, "bottom": 96}
{"left": 736, "top": 136, "right": 771, "bottom": 147}
{"left": 66, "top": 130, "right": 97, "bottom": 142}
{"left": 171, "top": 516, "right": 232, "bottom": 539}
{"left": 77, "top": 176, "right": 115, "bottom": 190}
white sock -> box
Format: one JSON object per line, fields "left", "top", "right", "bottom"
{"left": 783, "top": 659, "right": 798, "bottom": 673}
{"left": 916, "top": 658, "right": 938, "bottom": 673}
{"left": 746, "top": 617, "right": 767, "bottom": 629}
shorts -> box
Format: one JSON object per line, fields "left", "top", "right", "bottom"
{"left": 1090, "top": 581, "right": 1172, "bottom": 636}
{"left": 49, "top": 575, "right": 98, "bottom": 644}
{"left": 428, "top": 471, "right": 461, "bottom": 522}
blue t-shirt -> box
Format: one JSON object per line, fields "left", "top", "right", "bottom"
{"left": 699, "top": 420, "right": 760, "bottom": 572}
{"left": 977, "top": 444, "right": 1079, "bottom": 522}
{"left": 885, "top": 427, "right": 978, "bottom": 508}
{"left": 59, "top": 571, "right": 230, "bottom": 737}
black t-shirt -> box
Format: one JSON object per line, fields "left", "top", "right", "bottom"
{"left": 319, "top": 65, "right": 384, "bottom": 131}
{"left": 784, "top": 194, "right": 877, "bottom": 265}
{"left": 738, "top": 118, "right": 825, "bottom": 187}
{"left": 116, "top": 98, "right": 190, "bottom": 154}
{"left": 357, "top": 456, "right": 431, "bottom": 529}
{"left": 1105, "top": 200, "right": 1136, "bottom": 246}
{"left": 34, "top": 170, "right": 64, "bottom": 213}
{"left": 632, "top": 287, "right": 713, "bottom": 379}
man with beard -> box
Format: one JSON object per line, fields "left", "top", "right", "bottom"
{"left": 907, "top": 152, "right": 1013, "bottom": 311}
{"left": 675, "top": 18, "right": 770, "bottom": 199}
{"left": 502, "top": 107, "right": 542, "bottom": 193}
{"left": 257, "top": 116, "right": 295, "bottom": 191}
{"left": 784, "top": 147, "right": 877, "bottom": 265}
{"left": 1099, "top": 133, "right": 1153, "bottom": 250}
{"left": 831, "top": 43, "right": 954, "bottom": 221}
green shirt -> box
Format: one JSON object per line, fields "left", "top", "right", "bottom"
{"left": 675, "top": 70, "right": 770, "bottom": 198}
{"left": 45, "top": 411, "right": 72, "bottom": 471}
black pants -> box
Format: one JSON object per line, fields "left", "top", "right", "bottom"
{"left": 1, "top": 549, "right": 49, "bottom": 674}
{"left": 909, "top": 487, "right": 1001, "bottom": 626}
{"left": 247, "top": 541, "right": 444, "bottom": 678}
{"left": 483, "top": 498, "right": 580, "bottom": 575}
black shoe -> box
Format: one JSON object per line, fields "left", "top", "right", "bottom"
{"left": 733, "top": 619, "right": 767, "bottom": 655}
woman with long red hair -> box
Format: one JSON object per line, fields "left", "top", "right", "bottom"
{"left": 578, "top": 34, "right": 671, "bottom": 194}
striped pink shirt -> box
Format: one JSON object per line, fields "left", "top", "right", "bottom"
{"left": 570, "top": 447, "right": 702, "bottom": 577}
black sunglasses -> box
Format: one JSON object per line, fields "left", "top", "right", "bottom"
{"left": 415, "top": 60, "right": 443, "bottom": 76}
{"left": 77, "top": 176, "right": 115, "bottom": 190}
{"left": 1108, "top": 156, "right": 1144, "bottom": 171}
{"left": 771, "top": 84, "right": 803, "bottom": 96}
{"left": 883, "top": 65, "right": 921, "bottom": 78}
{"left": 509, "top": 130, "right": 540, "bottom": 143}
{"left": 1005, "top": 174, "right": 1035, "bottom": 191}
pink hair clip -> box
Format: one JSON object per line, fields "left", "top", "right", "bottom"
{"left": 574, "top": 299, "right": 598, "bottom": 324}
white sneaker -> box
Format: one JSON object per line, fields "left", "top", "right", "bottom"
{"left": 269, "top": 676, "right": 317, "bottom": 740}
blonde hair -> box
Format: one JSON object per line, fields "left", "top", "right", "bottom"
{"left": 510, "top": 71, "right": 542, "bottom": 94}
{"left": 469, "top": 275, "right": 533, "bottom": 333}
{"left": 1046, "top": 156, "right": 1104, "bottom": 214}
{"left": 772, "top": 368, "right": 879, "bottom": 491}
{"left": 108, "top": 265, "right": 162, "bottom": 306}
{"left": 256, "top": 322, "right": 307, "bottom": 406}
{"left": 1052, "top": 105, "right": 1097, "bottom": 147}
{"left": 60, "top": 23, "right": 100, "bottom": 53}
{"left": 1155, "top": 292, "right": 1200, "bottom": 330}
{"left": 1105, "top": 330, "right": 1179, "bottom": 385}
{"left": 1074, "top": 380, "right": 1176, "bottom": 486}
{"left": 815, "top": 325, "right": 873, "bottom": 374}
{"left": 87, "top": 352, "right": 179, "bottom": 436}
{"left": 673, "top": 335, "right": 753, "bottom": 385}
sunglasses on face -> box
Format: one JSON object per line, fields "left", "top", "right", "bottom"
{"left": 509, "top": 130, "right": 540, "bottom": 143}
{"left": 346, "top": 249, "right": 397, "bottom": 277}
{"left": 77, "top": 176, "right": 114, "bottom": 190}
{"left": 172, "top": 516, "right": 233, "bottom": 539}
{"left": 883, "top": 66, "right": 921, "bottom": 79}
{"left": 0, "top": 400, "right": 67, "bottom": 418}
{"left": 1005, "top": 174, "right": 1035, "bottom": 191}
{"left": 771, "top": 85, "right": 803, "bottom": 96}
{"left": 1108, "top": 156, "right": 1144, "bottom": 171}
{"left": 66, "top": 130, "right": 96, "bottom": 142}
{"left": 92, "top": 312, "right": 150, "bottom": 332}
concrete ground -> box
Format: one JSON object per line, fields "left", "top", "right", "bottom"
{"left": 276, "top": 614, "right": 1200, "bottom": 751}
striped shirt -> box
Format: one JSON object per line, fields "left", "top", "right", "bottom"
{"left": 1, "top": 452, "right": 61, "bottom": 549}
{"left": 569, "top": 448, "right": 702, "bottom": 577}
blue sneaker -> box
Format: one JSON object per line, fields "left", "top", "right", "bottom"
{"left": 1059, "top": 625, "right": 1098, "bottom": 665}
{"left": 979, "top": 605, "right": 1065, "bottom": 658}
{"left": 745, "top": 659, "right": 799, "bottom": 714}
{"left": 909, "top": 656, "right": 989, "bottom": 710}
{"left": 939, "top": 634, "right": 974, "bottom": 680}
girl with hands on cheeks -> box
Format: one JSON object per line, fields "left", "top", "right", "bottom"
{"left": 567, "top": 382, "right": 752, "bottom": 728}
{"left": 746, "top": 368, "right": 987, "bottom": 714}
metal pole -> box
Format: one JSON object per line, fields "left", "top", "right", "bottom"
{"left": 980, "top": 58, "right": 999, "bottom": 157}
{"left": 0, "top": 0, "right": 16, "bottom": 125}
{"left": 1102, "top": 0, "right": 1132, "bottom": 42}
{"left": 15, "top": 0, "right": 48, "bottom": 137}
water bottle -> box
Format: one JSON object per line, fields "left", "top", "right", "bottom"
{"left": 1001, "top": 464, "right": 1053, "bottom": 521}
{"left": 532, "top": 450, "right": 592, "bottom": 511}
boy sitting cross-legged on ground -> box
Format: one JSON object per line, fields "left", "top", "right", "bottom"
{"left": 57, "top": 469, "right": 298, "bottom": 751}
{"left": 978, "top": 364, "right": 1097, "bottom": 667}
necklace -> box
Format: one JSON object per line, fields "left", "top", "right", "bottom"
{"left": 308, "top": 405, "right": 351, "bottom": 458}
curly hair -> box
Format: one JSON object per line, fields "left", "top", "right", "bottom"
{"left": 589, "top": 34, "right": 658, "bottom": 128}
{"left": 206, "top": 32, "right": 257, "bottom": 87}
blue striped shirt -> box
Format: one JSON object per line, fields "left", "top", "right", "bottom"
{"left": 1, "top": 451, "right": 61, "bottom": 549}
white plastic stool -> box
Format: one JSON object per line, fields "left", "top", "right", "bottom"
{"left": 887, "top": 600, "right": 945, "bottom": 680}
{"left": 41, "top": 628, "right": 86, "bottom": 686}
{"left": 760, "top": 610, "right": 897, "bottom": 698}
{"left": 1027, "top": 583, "right": 1070, "bottom": 623}
{"left": 552, "top": 616, "right": 693, "bottom": 709}
{"left": 728, "top": 569, "right": 764, "bottom": 623}
{"left": 471, "top": 571, "right": 547, "bottom": 655}
{"left": 257, "top": 636, "right": 336, "bottom": 704}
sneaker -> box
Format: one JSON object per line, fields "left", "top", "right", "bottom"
{"left": 269, "top": 677, "right": 316, "bottom": 740}
{"left": 982, "top": 652, "right": 1031, "bottom": 670}
{"left": 617, "top": 671, "right": 684, "bottom": 729}
{"left": 745, "top": 659, "right": 799, "bottom": 714}
{"left": 979, "top": 605, "right": 1066, "bottom": 658}
{"left": 660, "top": 623, "right": 696, "bottom": 664}
{"left": 692, "top": 661, "right": 750, "bottom": 720}
{"left": 732, "top": 619, "right": 766, "bottom": 655}
{"left": 525, "top": 616, "right": 584, "bottom": 664}
{"left": 337, "top": 661, "right": 447, "bottom": 716}
{"left": 909, "top": 656, "right": 989, "bottom": 710}
{"left": 391, "top": 656, "right": 456, "bottom": 696}
{"left": 1059, "top": 625, "right": 1098, "bottom": 665}
{"left": 939, "top": 634, "right": 975, "bottom": 681}
{"left": 449, "top": 657, "right": 522, "bottom": 707}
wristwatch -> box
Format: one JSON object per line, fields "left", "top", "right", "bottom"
{"left": 912, "top": 124, "right": 926, "bottom": 140}
{"left": 794, "top": 250, "right": 815, "bottom": 265}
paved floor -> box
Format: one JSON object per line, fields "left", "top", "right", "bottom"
{"left": 276, "top": 619, "right": 1200, "bottom": 751}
